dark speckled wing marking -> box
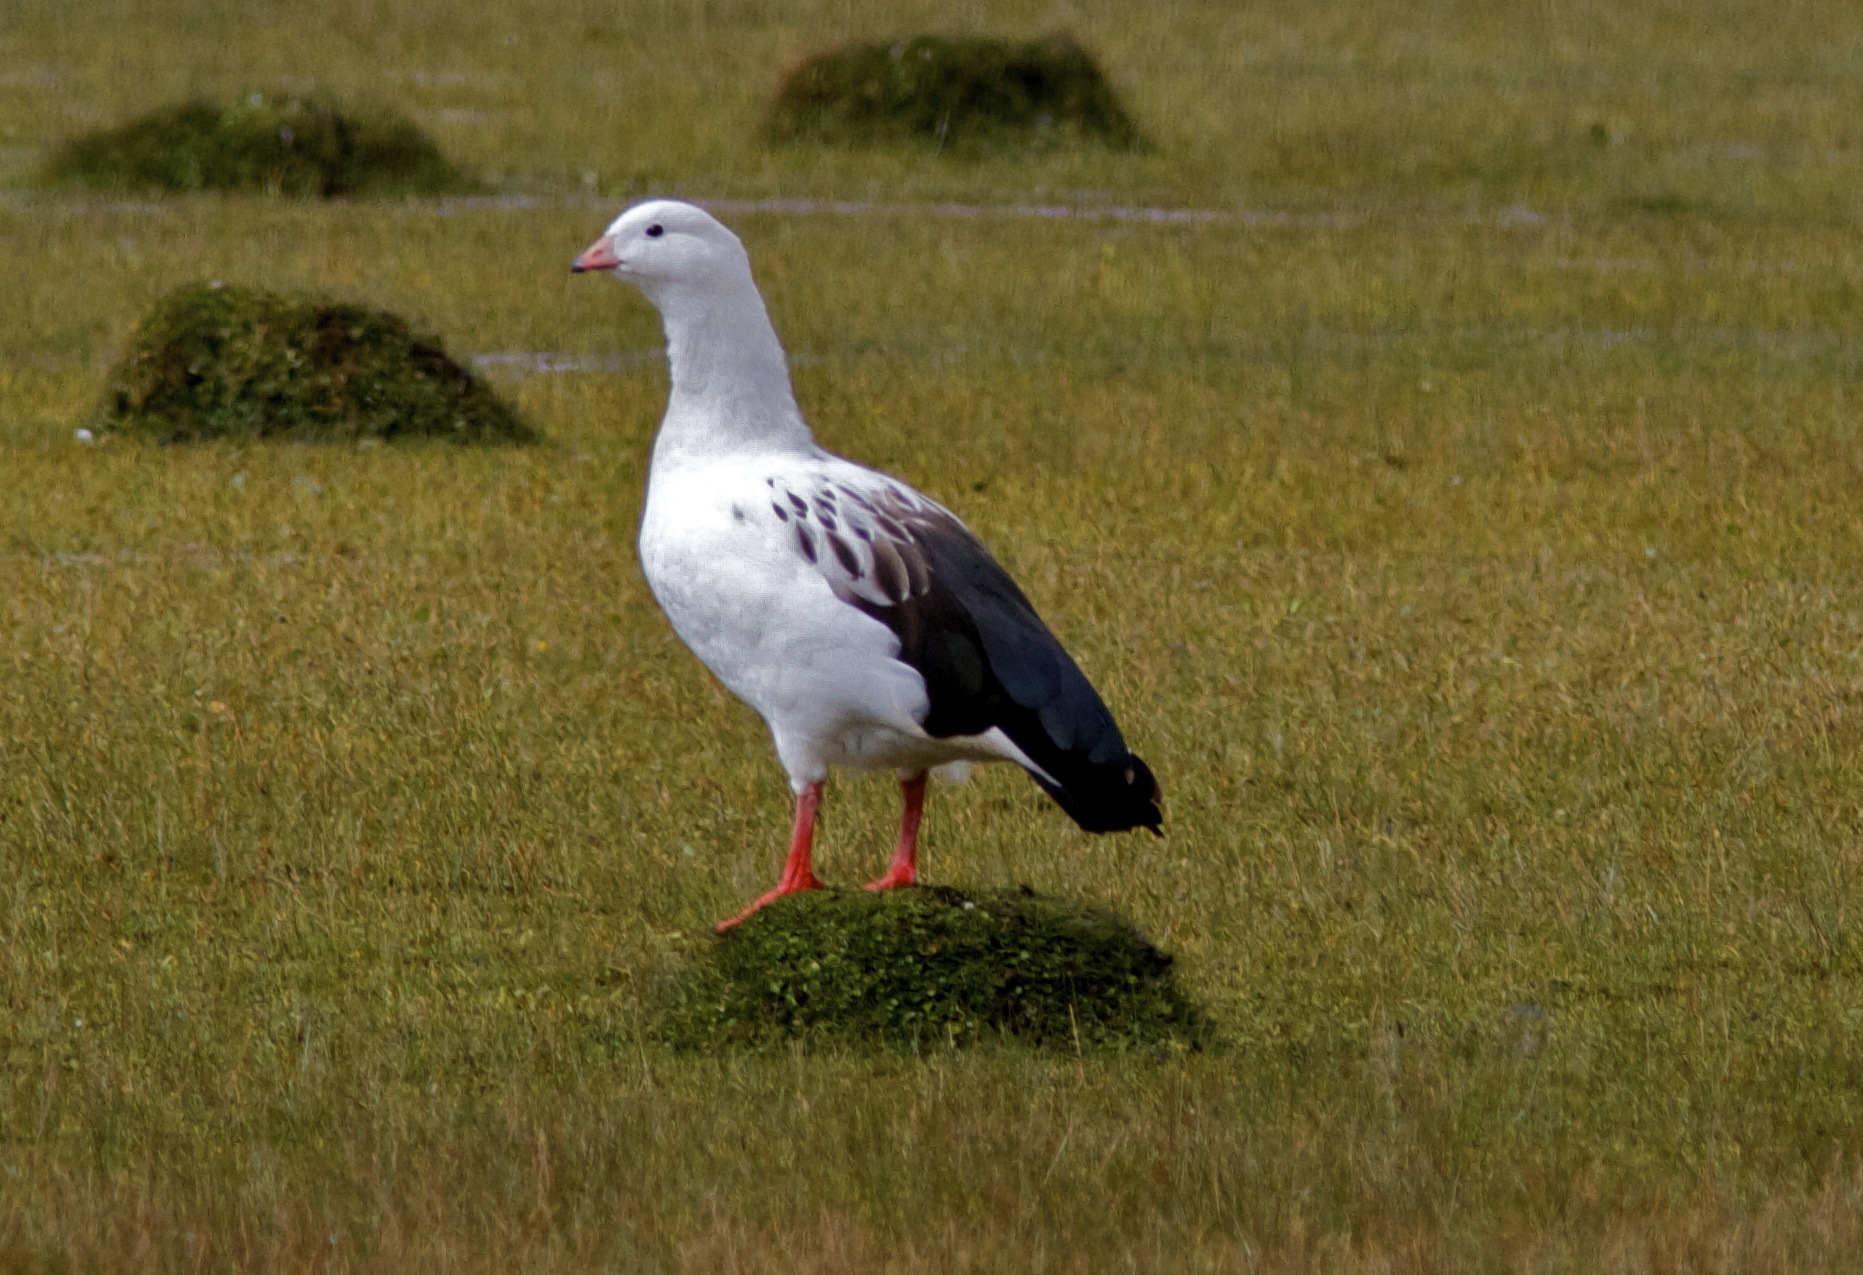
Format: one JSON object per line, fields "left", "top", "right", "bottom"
{"left": 768, "top": 469, "right": 1162, "bottom": 835}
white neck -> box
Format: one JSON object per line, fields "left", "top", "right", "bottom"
{"left": 643, "top": 269, "right": 814, "bottom": 469}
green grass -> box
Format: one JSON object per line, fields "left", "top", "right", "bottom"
{"left": 659, "top": 886, "right": 1210, "bottom": 1052}
{"left": 99, "top": 281, "right": 535, "bottom": 444}
{"left": 3, "top": 0, "right": 1863, "bottom": 1269}
{"left": 764, "top": 34, "right": 1145, "bottom": 152}
{"left": 42, "top": 92, "right": 470, "bottom": 197}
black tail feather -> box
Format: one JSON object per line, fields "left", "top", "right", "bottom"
{"left": 1027, "top": 748, "right": 1163, "bottom": 835}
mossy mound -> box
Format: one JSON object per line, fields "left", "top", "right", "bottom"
{"left": 766, "top": 34, "right": 1145, "bottom": 151}
{"left": 659, "top": 885, "right": 1210, "bottom": 1052}
{"left": 46, "top": 92, "right": 470, "bottom": 197}
{"left": 99, "top": 283, "right": 536, "bottom": 445}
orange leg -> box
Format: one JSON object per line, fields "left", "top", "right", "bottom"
{"left": 865, "top": 770, "right": 927, "bottom": 891}
{"left": 715, "top": 781, "right": 825, "bottom": 932}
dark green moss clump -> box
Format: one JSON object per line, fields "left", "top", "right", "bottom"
{"left": 46, "top": 92, "right": 470, "bottom": 197}
{"left": 766, "top": 34, "right": 1145, "bottom": 151}
{"left": 100, "top": 283, "right": 536, "bottom": 445}
{"left": 660, "top": 886, "right": 1210, "bottom": 1052}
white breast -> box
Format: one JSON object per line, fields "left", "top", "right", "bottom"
{"left": 638, "top": 452, "right": 941, "bottom": 784}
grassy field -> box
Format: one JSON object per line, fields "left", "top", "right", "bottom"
{"left": 4, "top": 0, "right": 1863, "bottom": 1269}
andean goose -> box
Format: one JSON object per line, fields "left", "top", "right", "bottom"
{"left": 572, "top": 200, "right": 1161, "bottom": 931}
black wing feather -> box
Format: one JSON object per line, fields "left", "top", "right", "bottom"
{"left": 778, "top": 472, "right": 1162, "bottom": 834}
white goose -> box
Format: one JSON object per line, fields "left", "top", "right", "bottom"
{"left": 572, "top": 200, "right": 1161, "bottom": 931}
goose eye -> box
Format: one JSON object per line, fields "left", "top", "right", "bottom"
{"left": 645, "top": 224, "right": 665, "bottom": 238}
